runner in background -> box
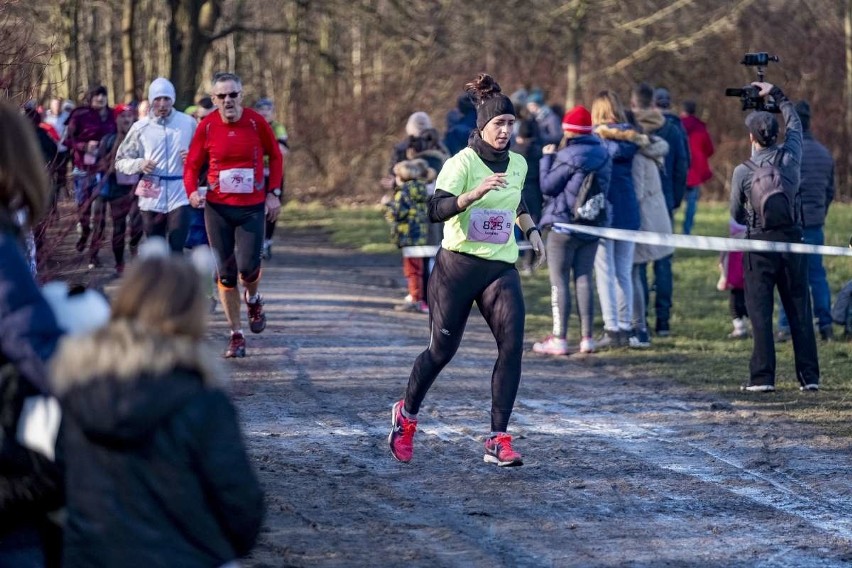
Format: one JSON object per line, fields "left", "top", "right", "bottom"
{"left": 65, "top": 85, "right": 116, "bottom": 257}
{"left": 116, "top": 77, "right": 196, "bottom": 253}
{"left": 254, "top": 98, "right": 288, "bottom": 259}
{"left": 388, "top": 73, "right": 545, "bottom": 468}
{"left": 184, "top": 72, "right": 283, "bottom": 358}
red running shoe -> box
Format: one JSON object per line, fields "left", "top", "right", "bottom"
{"left": 224, "top": 332, "right": 246, "bottom": 358}
{"left": 484, "top": 433, "right": 523, "bottom": 467}
{"left": 245, "top": 292, "right": 267, "bottom": 334}
{"left": 388, "top": 400, "right": 417, "bottom": 463}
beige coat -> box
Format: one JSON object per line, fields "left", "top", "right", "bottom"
{"left": 631, "top": 109, "right": 674, "bottom": 264}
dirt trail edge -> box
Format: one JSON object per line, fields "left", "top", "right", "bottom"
{"left": 222, "top": 228, "right": 852, "bottom": 568}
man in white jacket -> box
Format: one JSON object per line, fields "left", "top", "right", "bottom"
{"left": 116, "top": 77, "right": 196, "bottom": 252}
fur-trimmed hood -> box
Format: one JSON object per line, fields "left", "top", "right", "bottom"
{"left": 50, "top": 320, "right": 225, "bottom": 444}
{"left": 595, "top": 124, "right": 650, "bottom": 147}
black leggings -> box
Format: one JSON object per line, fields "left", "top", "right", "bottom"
{"left": 91, "top": 193, "right": 143, "bottom": 264}
{"left": 205, "top": 201, "right": 265, "bottom": 288}
{"left": 141, "top": 206, "right": 190, "bottom": 254}
{"left": 404, "top": 249, "right": 525, "bottom": 432}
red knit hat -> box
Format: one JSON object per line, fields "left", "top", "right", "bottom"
{"left": 114, "top": 104, "right": 133, "bottom": 118}
{"left": 562, "top": 105, "right": 593, "bottom": 134}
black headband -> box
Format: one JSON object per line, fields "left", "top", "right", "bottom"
{"left": 476, "top": 95, "right": 515, "bottom": 130}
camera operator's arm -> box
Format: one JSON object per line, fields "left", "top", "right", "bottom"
{"left": 755, "top": 82, "right": 802, "bottom": 190}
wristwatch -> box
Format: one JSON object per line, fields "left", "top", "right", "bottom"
{"left": 271, "top": 188, "right": 282, "bottom": 197}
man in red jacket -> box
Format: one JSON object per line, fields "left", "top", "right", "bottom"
{"left": 184, "top": 72, "right": 283, "bottom": 358}
{"left": 680, "top": 100, "right": 714, "bottom": 235}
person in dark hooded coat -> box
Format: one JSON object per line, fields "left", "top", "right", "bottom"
{"left": 51, "top": 248, "right": 264, "bottom": 568}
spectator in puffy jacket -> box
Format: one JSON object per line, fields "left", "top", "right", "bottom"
{"left": 533, "top": 105, "right": 612, "bottom": 356}
{"left": 51, "top": 249, "right": 265, "bottom": 568}
{"left": 775, "top": 100, "right": 836, "bottom": 342}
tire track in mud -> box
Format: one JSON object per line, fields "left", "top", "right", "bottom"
{"left": 224, "top": 231, "right": 852, "bottom": 567}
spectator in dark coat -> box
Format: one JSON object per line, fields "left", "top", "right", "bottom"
{"left": 443, "top": 93, "right": 477, "bottom": 156}
{"left": 631, "top": 84, "right": 689, "bottom": 336}
{"left": 512, "top": 107, "right": 544, "bottom": 274}
{"left": 0, "top": 102, "right": 65, "bottom": 568}
{"left": 776, "top": 100, "right": 836, "bottom": 341}
{"left": 51, "top": 250, "right": 265, "bottom": 567}
{"left": 525, "top": 88, "right": 563, "bottom": 146}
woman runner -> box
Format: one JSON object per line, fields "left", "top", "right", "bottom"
{"left": 387, "top": 73, "right": 545, "bottom": 467}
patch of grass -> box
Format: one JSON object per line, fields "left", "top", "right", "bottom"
{"left": 282, "top": 201, "right": 852, "bottom": 435}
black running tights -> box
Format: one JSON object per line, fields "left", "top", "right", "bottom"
{"left": 403, "top": 249, "right": 525, "bottom": 432}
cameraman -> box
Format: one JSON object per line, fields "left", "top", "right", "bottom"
{"left": 730, "top": 81, "right": 819, "bottom": 392}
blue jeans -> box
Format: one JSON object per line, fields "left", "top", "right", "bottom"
{"left": 682, "top": 186, "right": 700, "bottom": 235}
{"left": 594, "top": 238, "right": 635, "bottom": 331}
{"left": 778, "top": 225, "right": 832, "bottom": 330}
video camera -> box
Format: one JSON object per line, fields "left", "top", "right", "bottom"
{"left": 725, "top": 52, "right": 781, "bottom": 113}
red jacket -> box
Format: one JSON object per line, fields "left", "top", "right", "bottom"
{"left": 681, "top": 114, "right": 714, "bottom": 187}
{"left": 184, "top": 108, "right": 283, "bottom": 207}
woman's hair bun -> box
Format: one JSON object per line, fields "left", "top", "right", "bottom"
{"left": 464, "top": 73, "right": 502, "bottom": 103}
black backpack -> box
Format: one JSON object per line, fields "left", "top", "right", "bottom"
{"left": 571, "top": 169, "right": 607, "bottom": 227}
{"left": 743, "top": 150, "right": 797, "bottom": 230}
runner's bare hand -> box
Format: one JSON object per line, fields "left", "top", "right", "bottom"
{"left": 530, "top": 230, "right": 546, "bottom": 269}
{"left": 473, "top": 173, "right": 507, "bottom": 199}
{"left": 141, "top": 160, "right": 157, "bottom": 174}
{"left": 189, "top": 191, "right": 205, "bottom": 208}
{"left": 265, "top": 192, "right": 282, "bottom": 222}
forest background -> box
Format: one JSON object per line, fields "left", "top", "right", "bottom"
{"left": 2, "top": 0, "right": 852, "bottom": 204}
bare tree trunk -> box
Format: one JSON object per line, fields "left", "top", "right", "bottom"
{"left": 104, "top": 8, "right": 115, "bottom": 105}
{"left": 169, "top": 0, "right": 222, "bottom": 109}
{"left": 565, "top": 37, "right": 582, "bottom": 109}
{"left": 121, "top": 0, "right": 137, "bottom": 102}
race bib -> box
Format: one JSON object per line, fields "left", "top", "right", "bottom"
{"left": 135, "top": 175, "right": 162, "bottom": 199}
{"left": 219, "top": 168, "right": 254, "bottom": 193}
{"left": 467, "top": 208, "right": 514, "bottom": 244}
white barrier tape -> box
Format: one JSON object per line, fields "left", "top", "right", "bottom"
{"left": 552, "top": 224, "right": 852, "bottom": 257}
{"left": 402, "top": 241, "right": 532, "bottom": 258}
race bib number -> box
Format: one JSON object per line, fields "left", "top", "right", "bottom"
{"left": 219, "top": 168, "right": 255, "bottom": 193}
{"left": 135, "top": 175, "right": 162, "bottom": 199}
{"left": 467, "top": 208, "right": 514, "bottom": 244}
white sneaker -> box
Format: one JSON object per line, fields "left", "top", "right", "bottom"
{"left": 532, "top": 336, "right": 569, "bottom": 356}
{"left": 741, "top": 384, "right": 776, "bottom": 393}
{"left": 579, "top": 337, "right": 596, "bottom": 354}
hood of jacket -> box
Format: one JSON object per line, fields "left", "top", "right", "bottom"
{"left": 50, "top": 320, "right": 224, "bottom": 445}
{"left": 632, "top": 109, "right": 666, "bottom": 135}
{"left": 595, "top": 123, "right": 649, "bottom": 147}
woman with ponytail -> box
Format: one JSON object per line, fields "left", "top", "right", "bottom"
{"left": 387, "top": 73, "right": 545, "bottom": 468}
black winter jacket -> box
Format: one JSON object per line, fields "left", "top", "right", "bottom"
{"left": 798, "top": 132, "right": 835, "bottom": 228}
{"left": 51, "top": 321, "right": 264, "bottom": 568}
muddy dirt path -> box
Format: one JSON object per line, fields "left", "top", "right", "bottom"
{"left": 75, "top": 223, "right": 848, "bottom": 568}
{"left": 215, "top": 228, "right": 852, "bottom": 568}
